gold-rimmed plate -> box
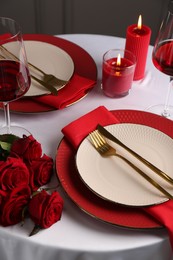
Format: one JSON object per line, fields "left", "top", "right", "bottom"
{"left": 76, "top": 123, "right": 173, "bottom": 207}
{"left": 3, "top": 40, "right": 74, "bottom": 97}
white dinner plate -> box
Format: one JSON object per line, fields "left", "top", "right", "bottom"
{"left": 4, "top": 41, "right": 74, "bottom": 96}
{"left": 76, "top": 123, "right": 173, "bottom": 207}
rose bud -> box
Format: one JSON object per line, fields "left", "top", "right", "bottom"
{"left": 0, "top": 185, "right": 31, "bottom": 226}
{"left": 0, "top": 157, "right": 30, "bottom": 191}
{"left": 28, "top": 190, "right": 63, "bottom": 229}
{"left": 28, "top": 154, "right": 53, "bottom": 191}
{"left": 10, "top": 135, "right": 42, "bottom": 161}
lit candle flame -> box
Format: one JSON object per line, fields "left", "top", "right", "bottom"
{"left": 137, "top": 15, "right": 142, "bottom": 30}
{"left": 117, "top": 54, "right": 121, "bottom": 66}
{"left": 115, "top": 54, "right": 121, "bottom": 76}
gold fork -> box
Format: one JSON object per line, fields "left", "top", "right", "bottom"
{"left": 97, "top": 124, "right": 173, "bottom": 185}
{"left": 26, "top": 59, "right": 68, "bottom": 87}
{"left": 0, "top": 45, "right": 68, "bottom": 87}
{"left": 89, "top": 130, "right": 173, "bottom": 200}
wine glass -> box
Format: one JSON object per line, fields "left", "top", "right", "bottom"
{"left": 147, "top": 1, "right": 173, "bottom": 119}
{"left": 0, "top": 17, "right": 31, "bottom": 136}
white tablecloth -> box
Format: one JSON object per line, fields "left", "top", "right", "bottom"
{"left": 0, "top": 34, "right": 172, "bottom": 260}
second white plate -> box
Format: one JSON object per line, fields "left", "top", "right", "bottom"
{"left": 76, "top": 123, "right": 173, "bottom": 207}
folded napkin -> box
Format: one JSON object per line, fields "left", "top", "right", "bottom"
{"left": 62, "top": 105, "right": 173, "bottom": 249}
{"left": 32, "top": 74, "right": 96, "bottom": 109}
{"left": 62, "top": 106, "right": 119, "bottom": 148}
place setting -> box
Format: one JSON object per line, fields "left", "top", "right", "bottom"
{"left": 0, "top": 33, "right": 97, "bottom": 113}
{"left": 56, "top": 105, "right": 173, "bottom": 248}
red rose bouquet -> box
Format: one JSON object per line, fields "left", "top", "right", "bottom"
{"left": 0, "top": 134, "right": 63, "bottom": 235}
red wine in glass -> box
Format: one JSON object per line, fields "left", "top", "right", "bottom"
{"left": 0, "top": 60, "right": 30, "bottom": 102}
{"left": 152, "top": 40, "right": 173, "bottom": 77}
{"left": 147, "top": 1, "right": 173, "bottom": 119}
{"left": 0, "top": 17, "right": 31, "bottom": 136}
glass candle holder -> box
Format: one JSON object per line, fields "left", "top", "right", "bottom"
{"left": 102, "top": 49, "right": 136, "bottom": 98}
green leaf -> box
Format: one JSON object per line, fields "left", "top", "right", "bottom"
{"left": 29, "top": 225, "right": 41, "bottom": 236}
{"left": 0, "top": 141, "right": 11, "bottom": 151}
{"left": 0, "top": 145, "right": 10, "bottom": 161}
{"left": 0, "top": 134, "right": 20, "bottom": 161}
{"left": 0, "top": 134, "right": 19, "bottom": 143}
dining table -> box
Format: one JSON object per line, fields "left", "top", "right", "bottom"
{"left": 0, "top": 33, "right": 173, "bottom": 260}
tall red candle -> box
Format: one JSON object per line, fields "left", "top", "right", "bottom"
{"left": 125, "top": 15, "right": 151, "bottom": 80}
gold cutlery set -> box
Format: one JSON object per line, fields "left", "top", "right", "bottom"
{"left": 0, "top": 45, "right": 68, "bottom": 95}
{"left": 89, "top": 124, "right": 173, "bottom": 200}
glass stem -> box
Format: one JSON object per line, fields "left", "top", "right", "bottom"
{"left": 162, "top": 77, "right": 173, "bottom": 118}
{"left": 3, "top": 102, "right": 11, "bottom": 134}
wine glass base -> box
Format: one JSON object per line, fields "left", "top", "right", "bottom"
{"left": 146, "top": 104, "right": 173, "bottom": 120}
{"left": 0, "top": 125, "right": 31, "bottom": 137}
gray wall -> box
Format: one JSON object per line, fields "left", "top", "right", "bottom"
{"left": 0, "top": 0, "right": 170, "bottom": 45}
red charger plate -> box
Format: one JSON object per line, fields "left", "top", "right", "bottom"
{"left": 1, "top": 34, "right": 97, "bottom": 113}
{"left": 56, "top": 110, "right": 173, "bottom": 229}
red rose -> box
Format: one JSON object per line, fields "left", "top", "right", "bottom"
{"left": 0, "top": 189, "right": 8, "bottom": 208}
{"left": 10, "top": 135, "right": 42, "bottom": 161}
{"left": 28, "top": 190, "right": 63, "bottom": 228}
{"left": 0, "top": 157, "right": 30, "bottom": 191}
{"left": 0, "top": 185, "right": 31, "bottom": 226}
{"left": 28, "top": 154, "right": 53, "bottom": 191}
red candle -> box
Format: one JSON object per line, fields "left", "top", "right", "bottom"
{"left": 102, "top": 49, "right": 136, "bottom": 98}
{"left": 125, "top": 15, "right": 151, "bottom": 80}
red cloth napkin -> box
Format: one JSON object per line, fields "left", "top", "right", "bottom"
{"left": 144, "top": 201, "right": 173, "bottom": 248}
{"left": 31, "top": 74, "right": 96, "bottom": 109}
{"left": 62, "top": 106, "right": 119, "bottom": 148}
{"left": 62, "top": 105, "right": 173, "bottom": 249}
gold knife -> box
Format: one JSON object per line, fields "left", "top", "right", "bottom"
{"left": 97, "top": 124, "right": 173, "bottom": 185}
